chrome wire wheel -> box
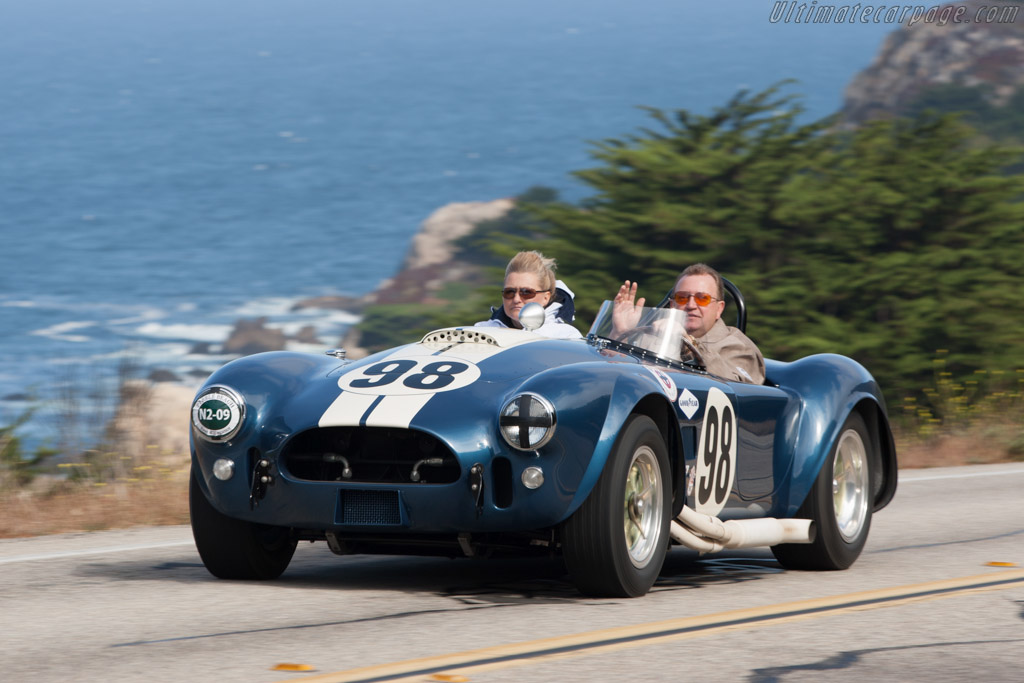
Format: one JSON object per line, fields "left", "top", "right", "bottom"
{"left": 562, "top": 415, "right": 670, "bottom": 596}
{"left": 772, "top": 412, "right": 874, "bottom": 571}
{"left": 623, "top": 445, "right": 664, "bottom": 568}
{"left": 832, "top": 428, "right": 869, "bottom": 543}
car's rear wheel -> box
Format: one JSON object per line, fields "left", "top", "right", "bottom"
{"left": 562, "top": 415, "right": 671, "bottom": 597}
{"left": 771, "top": 412, "right": 872, "bottom": 570}
{"left": 189, "top": 468, "right": 297, "bottom": 580}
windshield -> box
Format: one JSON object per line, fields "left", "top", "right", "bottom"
{"left": 588, "top": 300, "right": 698, "bottom": 366}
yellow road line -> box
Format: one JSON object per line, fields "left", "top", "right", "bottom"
{"left": 282, "top": 569, "right": 1024, "bottom": 683}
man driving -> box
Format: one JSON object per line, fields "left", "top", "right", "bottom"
{"left": 612, "top": 263, "right": 765, "bottom": 384}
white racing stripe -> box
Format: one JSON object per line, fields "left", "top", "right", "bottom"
{"left": 319, "top": 391, "right": 380, "bottom": 427}
{"left": 321, "top": 337, "right": 522, "bottom": 428}
{"left": 364, "top": 394, "right": 436, "bottom": 428}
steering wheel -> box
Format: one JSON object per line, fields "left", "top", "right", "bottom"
{"left": 680, "top": 335, "right": 705, "bottom": 368}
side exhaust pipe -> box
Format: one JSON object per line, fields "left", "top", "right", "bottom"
{"left": 670, "top": 505, "right": 815, "bottom": 553}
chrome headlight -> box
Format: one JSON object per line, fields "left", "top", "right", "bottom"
{"left": 191, "top": 385, "right": 246, "bottom": 442}
{"left": 499, "top": 393, "right": 556, "bottom": 451}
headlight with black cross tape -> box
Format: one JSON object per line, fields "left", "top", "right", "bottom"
{"left": 498, "top": 392, "right": 556, "bottom": 451}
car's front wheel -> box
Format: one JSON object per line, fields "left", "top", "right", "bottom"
{"left": 771, "top": 411, "right": 873, "bottom": 570}
{"left": 190, "top": 468, "right": 297, "bottom": 580}
{"left": 562, "top": 415, "right": 671, "bottom": 597}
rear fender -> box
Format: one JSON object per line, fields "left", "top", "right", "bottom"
{"left": 766, "top": 354, "right": 896, "bottom": 516}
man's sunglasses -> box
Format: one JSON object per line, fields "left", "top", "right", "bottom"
{"left": 502, "top": 287, "right": 542, "bottom": 300}
{"left": 672, "top": 291, "right": 719, "bottom": 307}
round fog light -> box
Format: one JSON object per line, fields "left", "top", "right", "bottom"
{"left": 213, "top": 458, "right": 235, "bottom": 481}
{"left": 521, "top": 466, "right": 545, "bottom": 489}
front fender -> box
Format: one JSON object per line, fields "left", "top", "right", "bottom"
{"left": 191, "top": 351, "right": 349, "bottom": 502}
{"left": 516, "top": 361, "right": 675, "bottom": 522}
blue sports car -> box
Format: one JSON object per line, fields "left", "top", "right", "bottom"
{"left": 189, "top": 284, "right": 897, "bottom": 597}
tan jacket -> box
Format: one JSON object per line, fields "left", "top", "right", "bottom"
{"left": 693, "top": 319, "right": 765, "bottom": 384}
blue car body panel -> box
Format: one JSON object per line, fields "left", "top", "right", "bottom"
{"left": 191, "top": 330, "right": 897, "bottom": 544}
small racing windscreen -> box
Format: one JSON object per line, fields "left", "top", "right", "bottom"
{"left": 588, "top": 300, "right": 696, "bottom": 365}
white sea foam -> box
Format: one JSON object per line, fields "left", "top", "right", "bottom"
{"left": 233, "top": 297, "right": 300, "bottom": 318}
{"left": 329, "top": 310, "right": 361, "bottom": 325}
{"left": 109, "top": 308, "right": 167, "bottom": 325}
{"left": 29, "top": 321, "right": 95, "bottom": 343}
{"left": 136, "top": 342, "right": 195, "bottom": 358}
{"left": 279, "top": 322, "right": 324, "bottom": 339}
{"left": 285, "top": 341, "right": 331, "bottom": 354}
{"left": 1, "top": 300, "right": 39, "bottom": 308}
{"left": 135, "top": 322, "right": 234, "bottom": 342}
{"left": 74, "top": 343, "right": 213, "bottom": 367}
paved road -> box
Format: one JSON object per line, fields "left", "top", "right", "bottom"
{"left": 2, "top": 463, "right": 1023, "bottom": 683}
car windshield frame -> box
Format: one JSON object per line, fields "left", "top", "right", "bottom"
{"left": 586, "top": 300, "right": 705, "bottom": 372}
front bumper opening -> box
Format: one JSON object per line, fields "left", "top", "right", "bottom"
{"left": 282, "top": 426, "right": 461, "bottom": 484}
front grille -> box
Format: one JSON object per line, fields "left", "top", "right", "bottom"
{"left": 282, "top": 427, "right": 460, "bottom": 484}
{"left": 339, "top": 490, "right": 402, "bottom": 525}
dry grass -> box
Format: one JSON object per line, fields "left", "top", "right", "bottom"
{"left": 0, "top": 381, "right": 195, "bottom": 539}
{"left": 895, "top": 433, "right": 1020, "bottom": 469}
{"left": 0, "top": 475, "right": 190, "bottom": 538}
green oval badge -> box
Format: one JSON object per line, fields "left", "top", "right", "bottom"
{"left": 192, "top": 387, "right": 244, "bottom": 441}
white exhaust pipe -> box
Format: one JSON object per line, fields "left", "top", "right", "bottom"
{"left": 669, "top": 505, "right": 815, "bottom": 553}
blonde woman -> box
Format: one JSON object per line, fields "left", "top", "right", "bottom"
{"left": 474, "top": 250, "right": 582, "bottom": 340}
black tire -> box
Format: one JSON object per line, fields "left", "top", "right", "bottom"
{"left": 772, "top": 412, "right": 873, "bottom": 570}
{"left": 562, "top": 415, "right": 671, "bottom": 597}
{"left": 189, "top": 468, "right": 297, "bottom": 580}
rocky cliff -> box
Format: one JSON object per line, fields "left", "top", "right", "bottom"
{"left": 842, "top": 1, "right": 1024, "bottom": 124}
{"left": 217, "top": 198, "right": 515, "bottom": 357}
{"left": 369, "top": 198, "right": 514, "bottom": 306}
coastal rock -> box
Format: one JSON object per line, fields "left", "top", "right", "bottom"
{"left": 147, "top": 369, "right": 180, "bottom": 383}
{"left": 401, "top": 198, "right": 515, "bottom": 271}
{"left": 222, "top": 317, "right": 288, "bottom": 355}
{"left": 333, "top": 198, "right": 516, "bottom": 358}
{"left": 219, "top": 319, "right": 326, "bottom": 356}
{"left": 107, "top": 381, "right": 197, "bottom": 464}
{"left": 293, "top": 325, "right": 320, "bottom": 345}
{"left": 370, "top": 198, "right": 513, "bottom": 306}
{"left": 289, "top": 199, "right": 513, "bottom": 314}
{"left": 213, "top": 199, "right": 516, "bottom": 360}
{"left": 291, "top": 294, "right": 368, "bottom": 312}
{"left": 842, "top": 2, "right": 1024, "bottom": 124}
{"left": 339, "top": 326, "right": 367, "bottom": 359}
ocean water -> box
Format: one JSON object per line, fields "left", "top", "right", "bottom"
{"left": 0, "top": 0, "right": 895, "bottom": 443}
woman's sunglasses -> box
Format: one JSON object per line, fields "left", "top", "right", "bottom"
{"left": 671, "top": 291, "right": 719, "bottom": 307}
{"left": 502, "top": 287, "right": 541, "bottom": 300}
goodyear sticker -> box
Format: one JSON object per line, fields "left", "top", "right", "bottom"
{"left": 642, "top": 365, "right": 677, "bottom": 400}
{"left": 678, "top": 388, "right": 700, "bottom": 419}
